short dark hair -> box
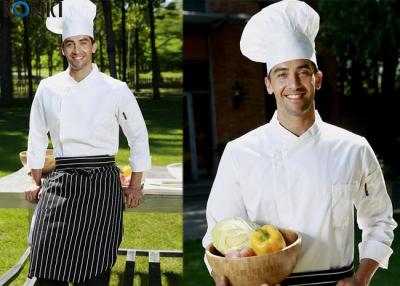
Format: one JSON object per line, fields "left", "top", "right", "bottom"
{"left": 62, "top": 36, "right": 95, "bottom": 47}
{"left": 266, "top": 61, "right": 319, "bottom": 79}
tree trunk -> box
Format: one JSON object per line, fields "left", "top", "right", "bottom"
{"left": 0, "top": 2, "right": 13, "bottom": 105}
{"left": 17, "top": 50, "right": 22, "bottom": 81}
{"left": 118, "top": 44, "right": 122, "bottom": 79}
{"left": 148, "top": 0, "right": 161, "bottom": 99}
{"left": 23, "top": 17, "right": 33, "bottom": 99}
{"left": 99, "top": 33, "right": 104, "bottom": 72}
{"left": 36, "top": 52, "right": 41, "bottom": 80}
{"left": 121, "top": 0, "right": 127, "bottom": 82}
{"left": 101, "top": 0, "right": 117, "bottom": 78}
{"left": 381, "top": 54, "right": 398, "bottom": 98}
{"left": 134, "top": 26, "right": 140, "bottom": 92}
{"left": 48, "top": 48, "right": 53, "bottom": 76}
{"left": 127, "top": 30, "right": 131, "bottom": 83}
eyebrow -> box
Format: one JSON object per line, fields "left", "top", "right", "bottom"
{"left": 272, "top": 64, "right": 313, "bottom": 75}
{"left": 296, "top": 64, "right": 313, "bottom": 71}
{"left": 272, "top": 67, "right": 289, "bottom": 75}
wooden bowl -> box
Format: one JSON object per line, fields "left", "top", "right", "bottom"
{"left": 206, "top": 228, "right": 302, "bottom": 286}
{"left": 19, "top": 149, "right": 56, "bottom": 174}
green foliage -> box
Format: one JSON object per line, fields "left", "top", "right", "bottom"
{"left": 5, "top": 0, "right": 182, "bottom": 98}
{"left": 155, "top": 1, "right": 182, "bottom": 71}
{"left": 317, "top": 0, "right": 400, "bottom": 97}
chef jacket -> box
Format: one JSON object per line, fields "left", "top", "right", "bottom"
{"left": 28, "top": 64, "right": 151, "bottom": 172}
{"left": 203, "top": 111, "right": 396, "bottom": 273}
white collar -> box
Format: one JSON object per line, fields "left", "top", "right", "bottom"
{"left": 268, "top": 110, "right": 322, "bottom": 149}
{"left": 65, "top": 63, "right": 99, "bottom": 85}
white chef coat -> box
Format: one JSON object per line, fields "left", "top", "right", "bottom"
{"left": 203, "top": 111, "right": 396, "bottom": 273}
{"left": 27, "top": 64, "right": 151, "bottom": 172}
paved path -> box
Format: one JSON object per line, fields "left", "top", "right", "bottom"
{"left": 184, "top": 181, "right": 212, "bottom": 240}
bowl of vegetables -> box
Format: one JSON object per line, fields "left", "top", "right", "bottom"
{"left": 19, "top": 149, "right": 55, "bottom": 174}
{"left": 205, "top": 217, "right": 302, "bottom": 286}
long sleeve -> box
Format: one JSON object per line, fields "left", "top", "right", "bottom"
{"left": 27, "top": 82, "right": 49, "bottom": 169}
{"left": 202, "top": 143, "right": 248, "bottom": 274}
{"left": 354, "top": 139, "right": 397, "bottom": 269}
{"left": 202, "top": 142, "right": 248, "bottom": 250}
{"left": 117, "top": 83, "right": 151, "bottom": 172}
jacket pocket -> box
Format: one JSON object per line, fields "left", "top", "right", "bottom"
{"left": 331, "top": 183, "right": 357, "bottom": 228}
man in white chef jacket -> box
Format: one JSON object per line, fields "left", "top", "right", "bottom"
{"left": 24, "top": 0, "right": 151, "bottom": 285}
{"left": 203, "top": 1, "right": 397, "bottom": 286}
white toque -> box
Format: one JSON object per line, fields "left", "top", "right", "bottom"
{"left": 46, "top": 0, "right": 96, "bottom": 41}
{"left": 240, "top": 0, "right": 319, "bottom": 74}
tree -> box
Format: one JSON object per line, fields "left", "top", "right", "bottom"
{"left": 134, "top": 25, "right": 140, "bottom": 91}
{"left": 121, "top": 0, "right": 127, "bottom": 82}
{"left": 101, "top": 0, "right": 117, "bottom": 78}
{"left": 0, "top": 3, "right": 13, "bottom": 105}
{"left": 317, "top": 0, "right": 400, "bottom": 171}
{"left": 148, "top": 0, "right": 161, "bottom": 99}
{"left": 23, "top": 17, "right": 33, "bottom": 99}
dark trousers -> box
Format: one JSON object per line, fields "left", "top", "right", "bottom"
{"left": 36, "top": 270, "right": 111, "bottom": 286}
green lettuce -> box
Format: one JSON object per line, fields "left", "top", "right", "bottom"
{"left": 211, "top": 217, "right": 259, "bottom": 255}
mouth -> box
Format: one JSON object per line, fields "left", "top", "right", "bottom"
{"left": 284, "top": 93, "right": 305, "bottom": 102}
{"left": 72, "top": 56, "right": 84, "bottom": 61}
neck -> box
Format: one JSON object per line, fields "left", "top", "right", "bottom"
{"left": 277, "top": 110, "right": 316, "bottom": 137}
{"left": 69, "top": 63, "right": 93, "bottom": 82}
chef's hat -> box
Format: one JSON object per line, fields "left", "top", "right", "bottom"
{"left": 46, "top": 0, "right": 96, "bottom": 41}
{"left": 240, "top": 0, "right": 319, "bottom": 74}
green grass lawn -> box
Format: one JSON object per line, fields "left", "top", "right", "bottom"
{"left": 184, "top": 214, "right": 400, "bottom": 286}
{"left": 0, "top": 89, "right": 182, "bottom": 285}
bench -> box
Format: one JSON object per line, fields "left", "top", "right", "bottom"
{"left": 0, "top": 247, "right": 183, "bottom": 286}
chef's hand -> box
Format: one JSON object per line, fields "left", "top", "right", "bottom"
{"left": 213, "top": 274, "right": 280, "bottom": 286}
{"left": 336, "top": 276, "right": 367, "bottom": 286}
{"left": 124, "top": 186, "right": 143, "bottom": 208}
{"left": 337, "top": 258, "right": 378, "bottom": 286}
{"left": 25, "top": 184, "right": 41, "bottom": 203}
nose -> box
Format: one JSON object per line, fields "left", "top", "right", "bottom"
{"left": 287, "top": 73, "right": 301, "bottom": 90}
{"left": 72, "top": 44, "right": 81, "bottom": 54}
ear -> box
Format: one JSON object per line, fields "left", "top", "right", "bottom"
{"left": 315, "top": 71, "right": 323, "bottom": 90}
{"left": 61, "top": 45, "right": 65, "bottom": 56}
{"left": 265, "top": 77, "right": 274, "bottom": 95}
{"left": 92, "top": 42, "right": 97, "bottom": 54}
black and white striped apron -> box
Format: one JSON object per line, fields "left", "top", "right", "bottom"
{"left": 29, "top": 155, "right": 124, "bottom": 283}
{"left": 282, "top": 262, "right": 354, "bottom": 285}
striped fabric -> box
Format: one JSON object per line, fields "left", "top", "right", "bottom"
{"left": 29, "top": 155, "right": 123, "bottom": 283}
{"left": 282, "top": 262, "right": 354, "bottom": 285}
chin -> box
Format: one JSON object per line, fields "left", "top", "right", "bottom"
{"left": 70, "top": 63, "right": 89, "bottom": 71}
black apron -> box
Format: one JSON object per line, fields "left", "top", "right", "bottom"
{"left": 29, "top": 155, "right": 124, "bottom": 283}
{"left": 282, "top": 262, "right": 354, "bottom": 285}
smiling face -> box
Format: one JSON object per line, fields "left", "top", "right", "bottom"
{"left": 265, "top": 59, "right": 322, "bottom": 121}
{"left": 62, "top": 35, "right": 96, "bottom": 72}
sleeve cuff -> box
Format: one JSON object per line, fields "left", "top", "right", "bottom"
{"left": 358, "top": 240, "right": 393, "bottom": 269}
{"left": 27, "top": 152, "right": 45, "bottom": 169}
{"left": 129, "top": 155, "right": 151, "bottom": 172}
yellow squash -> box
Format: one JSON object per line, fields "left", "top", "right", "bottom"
{"left": 121, "top": 165, "right": 132, "bottom": 177}
{"left": 250, "top": 225, "right": 286, "bottom": 255}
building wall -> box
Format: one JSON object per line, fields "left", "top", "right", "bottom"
{"left": 209, "top": 24, "right": 267, "bottom": 147}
